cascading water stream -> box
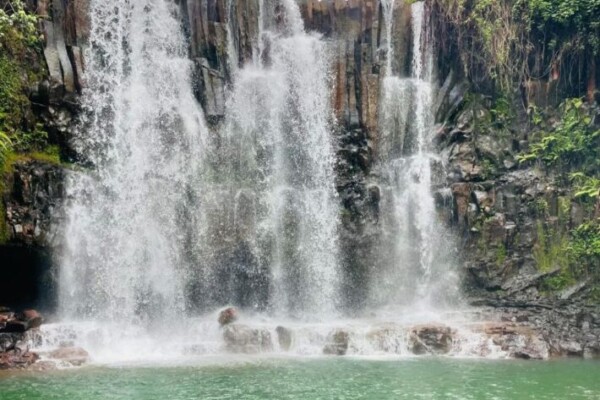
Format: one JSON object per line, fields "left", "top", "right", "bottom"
{"left": 46, "top": 0, "right": 341, "bottom": 363}
{"left": 60, "top": 0, "right": 207, "bottom": 323}
{"left": 376, "top": 0, "right": 459, "bottom": 309}
{"left": 196, "top": 0, "right": 340, "bottom": 318}
{"left": 50, "top": 0, "right": 210, "bottom": 361}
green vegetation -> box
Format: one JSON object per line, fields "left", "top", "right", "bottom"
{"left": 570, "top": 172, "right": 600, "bottom": 200}
{"left": 533, "top": 221, "right": 569, "bottom": 272}
{"left": 519, "top": 97, "right": 600, "bottom": 296}
{"left": 0, "top": 1, "right": 53, "bottom": 244}
{"left": 534, "top": 217, "right": 600, "bottom": 295}
{"left": 568, "top": 220, "right": 600, "bottom": 275}
{"left": 526, "top": 0, "right": 600, "bottom": 54}
{"left": 518, "top": 99, "right": 600, "bottom": 171}
{"left": 541, "top": 268, "right": 576, "bottom": 291}
{"left": 495, "top": 244, "right": 507, "bottom": 267}
{"left": 435, "top": 0, "right": 599, "bottom": 95}
{"left": 0, "top": 0, "right": 45, "bottom": 161}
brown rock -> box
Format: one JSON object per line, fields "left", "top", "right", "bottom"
{"left": 49, "top": 347, "right": 90, "bottom": 366}
{"left": 409, "top": 325, "right": 454, "bottom": 355}
{"left": 19, "top": 309, "right": 43, "bottom": 329}
{"left": 218, "top": 307, "right": 239, "bottom": 326}
{"left": 0, "top": 350, "right": 39, "bottom": 370}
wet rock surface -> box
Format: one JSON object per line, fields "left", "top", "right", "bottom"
{"left": 48, "top": 346, "right": 90, "bottom": 366}
{"left": 223, "top": 324, "right": 273, "bottom": 354}
{"left": 3, "top": 161, "right": 65, "bottom": 248}
{"left": 408, "top": 325, "right": 454, "bottom": 355}
{"left": 0, "top": 0, "right": 596, "bottom": 362}
{"left": 218, "top": 307, "right": 238, "bottom": 326}
{"left": 0, "top": 308, "right": 43, "bottom": 369}
{"left": 323, "top": 330, "right": 350, "bottom": 356}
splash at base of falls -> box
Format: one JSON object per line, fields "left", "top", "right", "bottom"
{"left": 32, "top": 308, "right": 539, "bottom": 365}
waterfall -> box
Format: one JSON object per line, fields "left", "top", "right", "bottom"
{"left": 59, "top": 0, "right": 208, "bottom": 323}
{"left": 59, "top": 0, "right": 339, "bottom": 329}
{"left": 376, "top": 1, "right": 459, "bottom": 309}
{"left": 195, "top": 0, "right": 340, "bottom": 318}
{"left": 40, "top": 0, "right": 476, "bottom": 364}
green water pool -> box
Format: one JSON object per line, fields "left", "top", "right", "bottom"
{"left": 1, "top": 358, "right": 599, "bottom": 399}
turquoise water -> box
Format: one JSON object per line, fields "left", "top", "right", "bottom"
{"left": 1, "top": 358, "right": 599, "bottom": 399}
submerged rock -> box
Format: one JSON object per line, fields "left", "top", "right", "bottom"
{"left": 323, "top": 330, "right": 349, "bottom": 356}
{"left": 218, "top": 307, "right": 239, "bottom": 326}
{"left": 48, "top": 347, "right": 90, "bottom": 366}
{"left": 223, "top": 324, "right": 273, "bottom": 353}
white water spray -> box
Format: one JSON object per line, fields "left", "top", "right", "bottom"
{"left": 199, "top": 0, "right": 340, "bottom": 317}
{"left": 376, "top": 0, "right": 459, "bottom": 309}
{"left": 59, "top": 0, "right": 207, "bottom": 323}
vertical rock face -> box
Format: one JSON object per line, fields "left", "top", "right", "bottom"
{"left": 179, "top": 0, "right": 402, "bottom": 311}
{"left": 2, "top": 0, "right": 596, "bottom": 356}
{"left": 3, "top": 161, "right": 64, "bottom": 247}
{"left": 1, "top": 162, "right": 64, "bottom": 311}
{"left": 35, "top": 0, "right": 89, "bottom": 98}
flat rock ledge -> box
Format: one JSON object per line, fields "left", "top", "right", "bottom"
{"left": 217, "top": 310, "right": 598, "bottom": 359}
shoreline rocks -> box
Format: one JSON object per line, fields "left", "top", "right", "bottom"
{"left": 0, "top": 308, "right": 43, "bottom": 370}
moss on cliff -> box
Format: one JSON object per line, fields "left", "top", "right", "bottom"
{"left": 0, "top": 1, "right": 46, "bottom": 160}
{"left": 0, "top": 1, "right": 55, "bottom": 244}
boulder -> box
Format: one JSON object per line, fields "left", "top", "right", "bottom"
{"left": 223, "top": 324, "right": 273, "bottom": 354}
{"left": 583, "top": 345, "right": 600, "bottom": 360}
{"left": 409, "top": 325, "right": 454, "bottom": 355}
{"left": 218, "top": 307, "right": 238, "bottom": 326}
{"left": 323, "top": 330, "right": 349, "bottom": 356}
{"left": 18, "top": 309, "right": 43, "bottom": 329}
{"left": 276, "top": 326, "right": 293, "bottom": 351}
{"left": 0, "top": 309, "right": 44, "bottom": 333}
{"left": 0, "top": 349, "right": 39, "bottom": 370}
{"left": 477, "top": 322, "right": 550, "bottom": 360}
{"left": 2, "top": 320, "right": 28, "bottom": 333}
{"left": 559, "top": 341, "right": 583, "bottom": 357}
{"left": 0, "top": 333, "right": 21, "bottom": 352}
{"left": 49, "top": 347, "right": 90, "bottom": 366}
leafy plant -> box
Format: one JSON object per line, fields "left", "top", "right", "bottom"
{"left": 568, "top": 221, "right": 600, "bottom": 275}
{"left": 518, "top": 98, "right": 600, "bottom": 169}
{"left": 0, "top": 1, "right": 46, "bottom": 162}
{"left": 570, "top": 172, "right": 600, "bottom": 200}
{"left": 0, "top": 0, "right": 41, "bottom": 52}
{"left": 541, "top": 268, "right": 576, "bottom": 292}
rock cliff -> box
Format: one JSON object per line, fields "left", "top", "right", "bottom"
{"left": 0, "top": 0, "right": 598, "bottom": 358}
